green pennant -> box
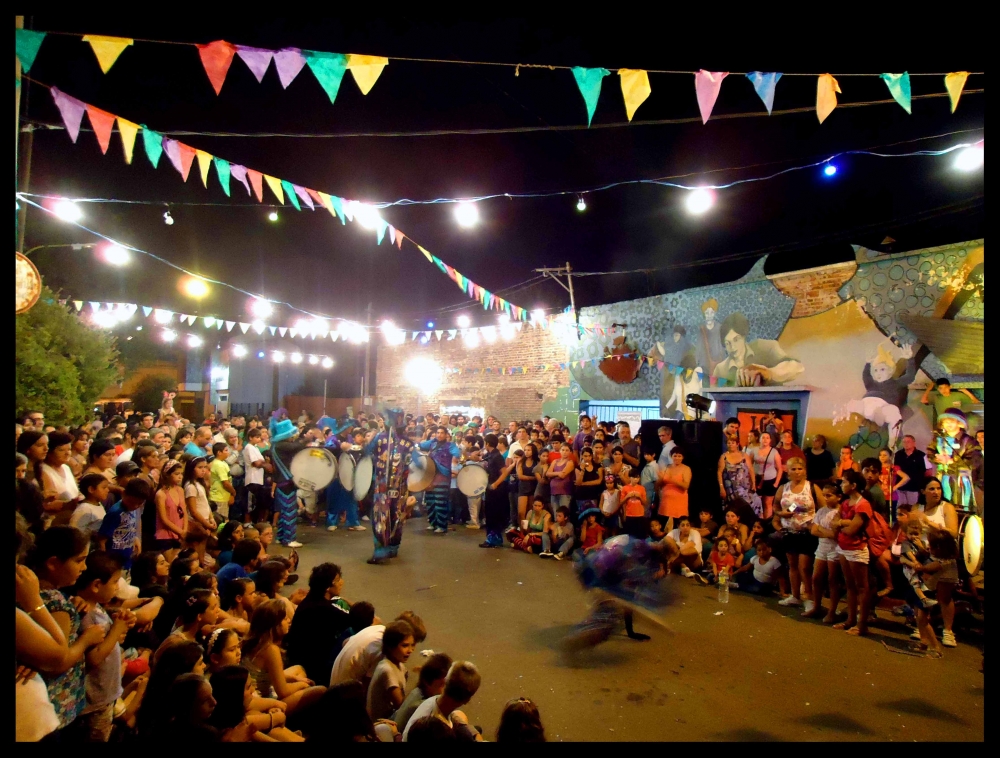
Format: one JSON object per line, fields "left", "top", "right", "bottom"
{"left": 303, "top": 50, "right": 348, "bottom": 104}
{"left": 213, "top": 157, "right": 231, "bottom": 197}
{"left": 15, "top": 29, "right": 46, "bottom": 73}
{"left": 329, "top": 195, "right": 346, "bottom": 224}
{"left": 280, "top": 180, "right": 301, "bottom": 210}
{"left": 571, "top": 67, "right": 610, "bottom": 126}
{"left": 140, "top": 126, "right": 163, "bottom": 168}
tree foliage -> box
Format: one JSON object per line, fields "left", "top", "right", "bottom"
{"left": 16, "top": 288, "right": 121, "bottom": 425}
{"left": 131, "top": 373, "right": 178, "bottom": 415}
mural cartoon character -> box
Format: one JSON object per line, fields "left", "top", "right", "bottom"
{"left": 712, "top": 312, "right": 804, "bottom": 387}
{"left": 836, "top": 343, "right": 917, "bottom": 449}
{"left": 649, "top": 325, "right": 699, "bottom": 418}
{"left": 694, "top": 299, "right": 726, "bottom": 381}
{"left": 931, "top": 408, "right": 981, "bottom": 510}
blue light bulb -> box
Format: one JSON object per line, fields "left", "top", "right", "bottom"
{"left": 427, "top": 321, "right": 435, "bottom": 329}
{"left": 823, "top": 164, "right": 838, "bottom": 177}
{"left": 257, "top": 351, "right": 265, "bottom": 358}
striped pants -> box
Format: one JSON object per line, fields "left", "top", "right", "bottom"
{"left": 425, "top": 478, "right": 451, "bottom": 531}
{"left": 274, "top": 482, "right": 298, "bottom": 545}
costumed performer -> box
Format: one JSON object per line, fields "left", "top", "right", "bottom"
{"left": 479, "top": 433, "right": 517, "bottom": 548}
{"left": 267, "top": 414, "right": 307, "bottom": 548}
{"left": 318, "top": 416, "right": 364, "bottom": 533}
{"left": 417, "top": 426, "right": 462, "bottom": 534}
{"left": 930, "top": 408, "right": 982, "bottom": 511}
{"left": 365, "top": 408, "right": 415, "bottom": 564}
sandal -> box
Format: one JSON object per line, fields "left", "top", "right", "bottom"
{"left": 846, "top": 626, "right": 868, "bottom": 636}
{"left": 832, "top": 621, "right": 855, "bottom": 631}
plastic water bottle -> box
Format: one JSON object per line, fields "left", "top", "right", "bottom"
{"left": 718, "top": 568, "right": 729, "bottom": 603}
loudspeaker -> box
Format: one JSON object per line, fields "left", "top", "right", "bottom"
{"left": 640, "top": 419, "right": 724, "bottom": 519}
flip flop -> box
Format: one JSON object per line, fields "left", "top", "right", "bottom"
{"left": 846, "top": 627, "right": 868, "bottom": 636}
{"left": 832, "top": 621, "right": 854, "bottom": 630}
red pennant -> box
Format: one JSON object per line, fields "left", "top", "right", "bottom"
{"left": 305, "top": 188, "right": 324, "bottom": 206}
{"left": 246, "top": 169, "right": 264, "bottom": 202}
{"left": 395, "top": 231, "right": 404, "bottom": 249}
{"left": 85, "top": 105, "right": 116, "bottom": 154}
{"left": 176, "top": 143, "right": 197, "bottom": 182}
{"left": 197, "top": 40, "right": 237, "bottom": 95}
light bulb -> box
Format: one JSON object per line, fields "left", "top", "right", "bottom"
{"left": 162, "top": 329, "right": 177, "bottom": 342}
{"left": 457, "top": 315, "right": 471, "bottom": 328}
{"left": 187, "top": 334, "right": 203, "bottom": 348}
{"left": 308, "top": 355, "right": 319, "bottom": 365}
{"left": 268, "top": 211, "right": 279, "bottom": 222}
{"left": 250, "top": 298, "right": 273, "bottom": 319}
{"left": 53, "top": 199, "right": 83, "bottom": 223}
{"left": 103, "top": 245, "right": 129, "bottom": 266}
{"left": 454, "top": 202, "right": 479, "bottom": 228}
{"left": 954, "top": 145, "right": 984, "bottom": 172}
{"left": 232, "top": 344, "right": 248, "bottom": 357}
{"left": 352, "top": 203, "right": 381, "bottom": 230}
{"left": 685, "top": 188, "right": 715, "bottom": 214}
{"left": 163, "top": 210, "right": 174, "bottom": 225}
{"left": 291, "top": 353, "right": 303, "bottom": 364}
{"left": 576, "top": 196, "right": 587, "bottom": 212}
{"left": 321, "top": 357, "right": 334, "bottom": 369}
{"left": 273, "top": 351, "right": 285, "bottom": 363}
{"left": 182, "top": 277, "right": 209, "bottom": 299}
{"left": 823, "top": 164, "right": 838, "bottom": 177}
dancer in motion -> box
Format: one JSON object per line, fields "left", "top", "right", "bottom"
{"left": 267, "top": 415, "right": 305, "bottom": 548}
{"left": 417, "top": 426, "right": 462, "bottom": 534}
{"left": 366, "top": 409, "right": 415, "bottom": 564}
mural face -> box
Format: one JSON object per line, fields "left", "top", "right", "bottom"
{"left": 713, "top": 311, "right": 804, "bottom": 387}
{"left": 833, "top": 342, "right": 916, "bottom": 448}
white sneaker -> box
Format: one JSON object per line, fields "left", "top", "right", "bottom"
{"left": 327, "top": 525, "right": 338, "bottom": 532}
{"left": 286, "top": 541, "right": 303, "bottom": 549}
{"left": 362, "top": 515, "right": 370, "bottom": 522}
{"left": 426, "top": 525, "right": 435, "bottom": 531}
{"left": 680, "top": 566, "right": 695, "bottom": 578}
{"left": 941, "top": 630, "right": 958, "bottom": 648}
{"left": 539, "top": 552, "right": 554, "bottom": 559}
{"left": 803, "top": 600, "right": 816, "bottom": 614}
{"left": 778, "top": 596, "right": 803, "bottom": 607}
{"left": 553, "top": 553, "right": 564, "bottom": 561}
{"left": 348, "top": 525, "right": 366, "bottom": 531}
{"left": 910, "top": 630, "right": 922, "bottom": 640}
{"left": 465, "top": 523, "right": 481, "bottom": 529}
{"left": 433, "top": 528, "right": 446, "bottom": 534}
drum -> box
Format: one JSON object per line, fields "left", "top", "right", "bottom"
{"left": 353, "top": 455, "right": 374, "bottom": 502}
{"left": 457, "top": 462, "right": 489, "bottom": 497}
{"left": 338, "top": 450, "right": 357, "bottom": 491}
{"left": 407, "top": 450, "right": 436, "bottom": 493}
{"left": 958, "top": 511, "right": 984, "bottom": 577}
{"left": 290, "top": 447, "right": 337, "bottom": 492}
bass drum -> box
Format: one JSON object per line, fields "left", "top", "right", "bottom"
{"left": 353, "top": 455, "right": 374, "bottom": 502}
{"left": 457, "top": 462, "right": 489, "bottom": 497}
{"left": 407, "top": 449, "right": 435, "bottom": 493}
{"left": 338, "top": 451, "right": 357, "bottom": 491}
{"left": 958, "top": 511, "right": 984, "bottom": 577}
{"left": 290, "top": 447, "right": 337, "bottom": 492}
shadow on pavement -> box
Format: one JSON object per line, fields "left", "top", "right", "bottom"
{"left": 877, "top": 698, "right": 968, "bottom": 725}
{"left": 711, "top": 727, "right": 782, "bottom": 742}
{"left": 797, "top": 711, "right": 876, "bottom": 735}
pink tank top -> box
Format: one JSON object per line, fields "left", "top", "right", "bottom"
{"left": 155, "top": 487, "right": 186, "bottom": 540}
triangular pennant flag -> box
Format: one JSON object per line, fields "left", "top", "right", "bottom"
{"left": 396, "top": 231, "right": 404, "bottom": 249}
{"left": 116, "top": 118, "right": 139, "bottom": 164}
{"left": 216, "top": 320, "right": 223, "bottom": 330}
{"left": 388, "top": 226, "right": 396, "bottom": 245}
{"left": 816, "top": 74, "right": 841, "bottom": 124}
{"left": 294, "top": 186, "right": 315, "bottom": 210}
{"left": 236, "top": 46, "right": 274, "bottom": 83}
{"left": 280, "top": 180, "right": 300, "bottom": 209}
{"left": 89, "top": 302, "right": 101, "bottom": 312}
{"left": 238, "top": 322, "right": 250, "bottom": 334}
{"left": 694, "top": 70, "right": 729, "bottom": 124}
{"left": 141, "top": 306, "right": 152, "bottom": 317}
{"left": 82, "top": 35, "right": 133, "bottom": 73}
{"left": 269, "top": 326, "right": 277, "bottom": 336}
{"left": 196, "top": 40, "right": 237, "bottom": 95}
{"left": 417, "top": 245, "right": 434, "bottom": 263}
{"left": 347, "top": 54, "right": 388, "bottom": 94}
{"left": 880, "top": 72, "right": 911, "bottom": 114}
{"left": 618, "top": 69, "right": 651, "bottom": 122}
{"left": 15, "top": 29, "right": 46, "bottom": 73}
{"left": 264, "top": 175, "right": 284, "bottom": 204}
{"left": 411, "top": 332, "right": 419, "bottom": 341}
{"left": 376, "top": 218, "right": 388, "bottom": 244}
{"left": 329, "top": 195, "right": 346, "bottom": 224}
{"left": 195, "top": 151, "right": 213, "bottom": 187}
{"left": 423, "top": 331, "right": 432, "bottom": 341}
{"left": 571, "top": 67, "right": 610, "bottom": 126}
{"left": 162, "top": 139, "right": 197, "bottom": 181}
{"left": 225, "top": 321, "right": 235, "bottom": 332}
{"left": 746, "top": 71, "right": 781, "bottom": 115}
{"left": 303, "top": 50, "right": 348, "bottom": 104}
{"left": 305, "top": 188, "right": 324, "bottom": 208}
{"left": 274, "top": 48, "right": 307, "bottom": 88}
{"left": 330, "top": 332, "right": 339, "bottom": 342}
{"left": 278, "top": 327, "right": 287, "bottom": 337}
{"left": 203, "top": 316, "right": 215, "bottom": 327}
{"left": 435, "top": 330, "right": 443, "bottom": 340}
{"left": 289, "top": 328, "right": 298, "bottom": 338}
{"left": 141, "top": 126, "right": 163, "bottom": 168}
{"left": 229, "top": 164, "right": 250, "bottom": 196}
{"left": 85, "top": 105, "right": 116, "bottom": 154}
{"left": 945, "top": 72, "right": 969, "bottom": 113}
{"left": 213, "top": 157, "right": 231, "bottom": 196}
{"left": 73, "top": 300, "right": 84, "bottom": 311}
{"left": 447, "top": 329, "right": 457, "bottom": 340}
{"left": 49, "top": 87, "right": 86, "bottom": 143}
{"left": 241, "top": 169, "right": 261, "bottom": 201}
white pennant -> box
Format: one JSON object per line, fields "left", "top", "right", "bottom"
{"left": 105, "top": 302, "right": 116, "bottom": 311}
{"left": 253, "top": 322, "right": 266, "bottom": 335}
{"left": 239, "top": 322, "right": 250, "bottom": 334}
{"left": 515, "top": 322, "right": 523, "bottom": 331}
{"left": 141, "top": 306, "right": 152, "bottom": 317}
{"left": 278, "top": 327, "right": 287, "bottom": 337}
{"left": 411, "top": 332, "right": 419, "bottom": 341}
{"left": 435, "top": 330, "right": 443, "bottom": 340}
{"left": 330, "top": 332, "right": 339, "bottom": 342}
{"left": 423, "top": 331, "right": 432, "bottom": 340}
{"left": 289, "top": 328, "right": 298, "bottom": 338}
{"left": 448, "top": 329, "right": 457, "bottom": 340}
{"left": 268, "top": 326, "right": 277, "bottom": 336}
{"left": 89, "top": 302, "right": 101, "bottom": 312}
{"left": 203, "top": 316, "right": 216, "bottom": 328}
{"left": 216, "top": 320, "right": 224, "bottom": 330}
{"left": 225, "top": 321, "right": 235, "bottom": 332}
{"left": 73, "top": 301, "right": 84, "bottom": 311}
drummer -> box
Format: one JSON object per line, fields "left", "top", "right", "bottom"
{"left": 417, "top": 426, "right": 463, "bottom": 535}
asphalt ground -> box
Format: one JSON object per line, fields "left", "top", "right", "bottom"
{"left": 275, "top": 517, "right": 985, "bottom": 742}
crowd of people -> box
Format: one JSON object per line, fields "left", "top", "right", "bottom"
{"left": 14, "top": 387, "right": 982, "bottom": 742}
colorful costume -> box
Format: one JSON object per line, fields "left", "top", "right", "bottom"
{"left": 930, "top": 409, "right": 982, "bottom": 510}
{"left": 268, "top": 418, "right": 302, "bottom": 546}
{"left": 417, "top": 437, "right": 461, "bottom": 532}
{"left": 366, "top": 410, "right": 414, "bottom": 562}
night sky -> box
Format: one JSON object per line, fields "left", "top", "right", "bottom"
{"left": 19, "top": 16, "right": 984, "bottom": 393}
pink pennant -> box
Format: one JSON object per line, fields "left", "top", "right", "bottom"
{"left": 229, "top": 164, "right": 251, "bottom": 196}
{"left": 274, "top": 48, "right": 306, "bottom": 88}
{"left": 694, "top": 70, "right": 729, "bottom": 124}
{"left": 197, "top": 40, "right": 237, "bottom": 95}
{"left": 305, "top": 188, "right": 324, "bottom": 207}
{"left": 50, "top": 87, "right": 86, "bottom": 143}
{"left": 235, "top": 45, "right": 274, "bottom": 83}
{"left": 163, "top": 139, "right": 197, "bottom": 181}
{"left": 292, "top": 184, "right": 314, "bottom": 209}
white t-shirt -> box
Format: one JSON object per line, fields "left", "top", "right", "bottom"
{"left": 329, "top": 625, "right": 384, "bottom": 686}
{"left": 668, "top": 528, "right": 702, "bottom": 553}
{"left": 658, "top": 439, "right": 677, "bottom": 467}
{"left": 183, "top": 482, "right": 213, "bottom": 523}
{"left": 40, "top": 462, "right": 79, "bottom": 501}
{"left": 244, "top": 444, "right": 265, "bottom": 486}
{"left": 813, "top": 505, "right": 838, "bottom": 553}
{"left": 402, "top": 695, "right": 451, "bottom": 741}
{"left": 752, "top": 555, "right": 782, "bottom": 584}
{"left": 69, "top": 502, "right": 106, "bottom": 534}
{"left": 367, "top": 658, "right": 408, "bottom": 720}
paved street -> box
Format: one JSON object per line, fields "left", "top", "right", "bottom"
{"left": 279, "top": 517, "right": 985, "bottom": 742}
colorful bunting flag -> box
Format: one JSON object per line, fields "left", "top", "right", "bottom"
{"left": 278, "top": 327, "right": 287, "bottom": 337}
{"left": 82, "top": 35, "right": 133, "bottom": 73}
{"left": 304, "top": 50, "right": 348, "bottom": 104}
{"left": 328, "top": 195, "right": 346, "bottom": 224}
{"left": 86, "top": 106, "right": 116, "bottom": 154}
{"left": 195, "top": 150, "right": 213, "bottom": 187}
{"left": 213, "top": 156, "right": 231, "bottom": 196}
{"left": 230, "top": 164, "right": 251, "bottom": 196}
{"left": 225, "top": 321, "right": 235, "bottom": 332}
{"left": 141, "top": 306, "right": 152, "bottom": 317}
{"left": 197, "top": 40, "right": 237, "bottom": 95}
{"left": 694, "top": 70, "right": 729, "bottom": 123}
{"left": 50, "top": 87, "right": 86, "bottom": 143}
{"left": 236, "top": 45, "right": 273, "bottom": 83}
{"left": 294, "top": 185, "right": 315, "bottom": 210}
{"left": 247, "top": 169, "right": 264, "bottom": 202}
{"left": 945, "top": 72, "right": 969, "bottom": 113}
{"left": 571, "top": 67, "right": 610, "bottom": 126}
{"left": 618, "top": 69, "right": 651, "bottom": 122}
{"left": 816, "top": 74, "right": 841, "bottom": 124}
{"left": 268, "top": 326, "right": 277, "bottom": 335}
{"left": 880, "top": 72, "right": 911, "bottom": 114}
{"left": 141, "top": 126, "right": 163, "bottom": 168}
{"left": 116, "top": 118, "right": 139, "bottom": 164}
{"left": 347, "top": 54, "right": 388, "bottom": 94}
{"left": 280, "top": 180, "right": 300, "bottom": 209}
{"left": 239, "top": 323, "right": 250, "bottom": 334}
{"left": 274, "top": 48, "right": 307, "bottom": 88}
{"left": 264, "top": 175, "right": 284, "bottom": 203}
{"left": 15, "top": 29, "right": 46, "bottom": 73}
{"left": 746, "top": 71, "right": 781, "bottom": 114}
{"left": 163, "top": 139, "right": 196, "bottom": 181}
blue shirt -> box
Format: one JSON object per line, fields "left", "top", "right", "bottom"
{"left": 97, "top": 501, "right": 140, "bottom": 568}
{"left": 215, "top": 561, "right": 248, "bottom": 594}
{"left": 184, "top": 442, "right": 209, "bottom": 459}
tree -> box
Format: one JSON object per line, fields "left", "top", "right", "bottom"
{"left": 131, "top": 373, "right": 178, "bottom": 415}
{"left": 16, "top": 288, "right": 121, "bottom": 425}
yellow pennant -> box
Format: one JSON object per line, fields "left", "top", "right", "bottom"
{"left": 316, "top": 191, "right": 335, "bottom": 215}
{"left": 944, "top": 72, "right": 969, "bottom": 113}
{"left": 347, "top": 54, "right": 388, "bottom": 95}
{"left": 82, "top": 35, "right": 134, "bottom": 73}
{"left": 116, "top": 117, "right": 139, "bottom": 164}
{"left": 618, "top": 69, "right": 651, "bottom": 121}
{"left": 195, "top": 150, "right": 213, "bottom": 188}
{"left": 263, "top": 175, "right": 284, "bottom": 204}
{"left": 816, "top": 73, "right": 841, "bottom": 124}
{"left": 416, "top": 245, "right": 434, "bottom": 263}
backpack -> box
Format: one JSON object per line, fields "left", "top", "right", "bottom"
{"left": 865, "top": 510, "right": 891, "bottom": 557}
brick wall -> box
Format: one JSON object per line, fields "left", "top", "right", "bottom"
{"left": 376, "top": 326, "right": 569, "bottom": 422}
{"left": 770, "top": 262, "right": 858, "bottom": 317}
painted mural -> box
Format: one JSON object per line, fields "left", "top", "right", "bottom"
{"left": 572, "top": 238, "right": 984, "bottom": 452}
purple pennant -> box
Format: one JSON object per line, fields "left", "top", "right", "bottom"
{"left": 273, "top": 48, "right": 306, "bottom": 88}
{"left": 236, "top": 45, "right": 274, "bottom": 83}
{"left": 229, "top": 164, "right": 251, "bottom": 196}
{"left": 50, "top": 86, "right": 86, "bottom": 143}
{"left": 161, "top": 138, "right": 183, "bottom": 175}
{"left": 292, "top": 184, "right": 314, "bottom": 210}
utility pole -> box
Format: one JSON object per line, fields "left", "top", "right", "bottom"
{"left": 533, "top": 262, "right": 580, "bottom": 336}
{"left": 361, "top": 301, "right": 373, "bottom": 405}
